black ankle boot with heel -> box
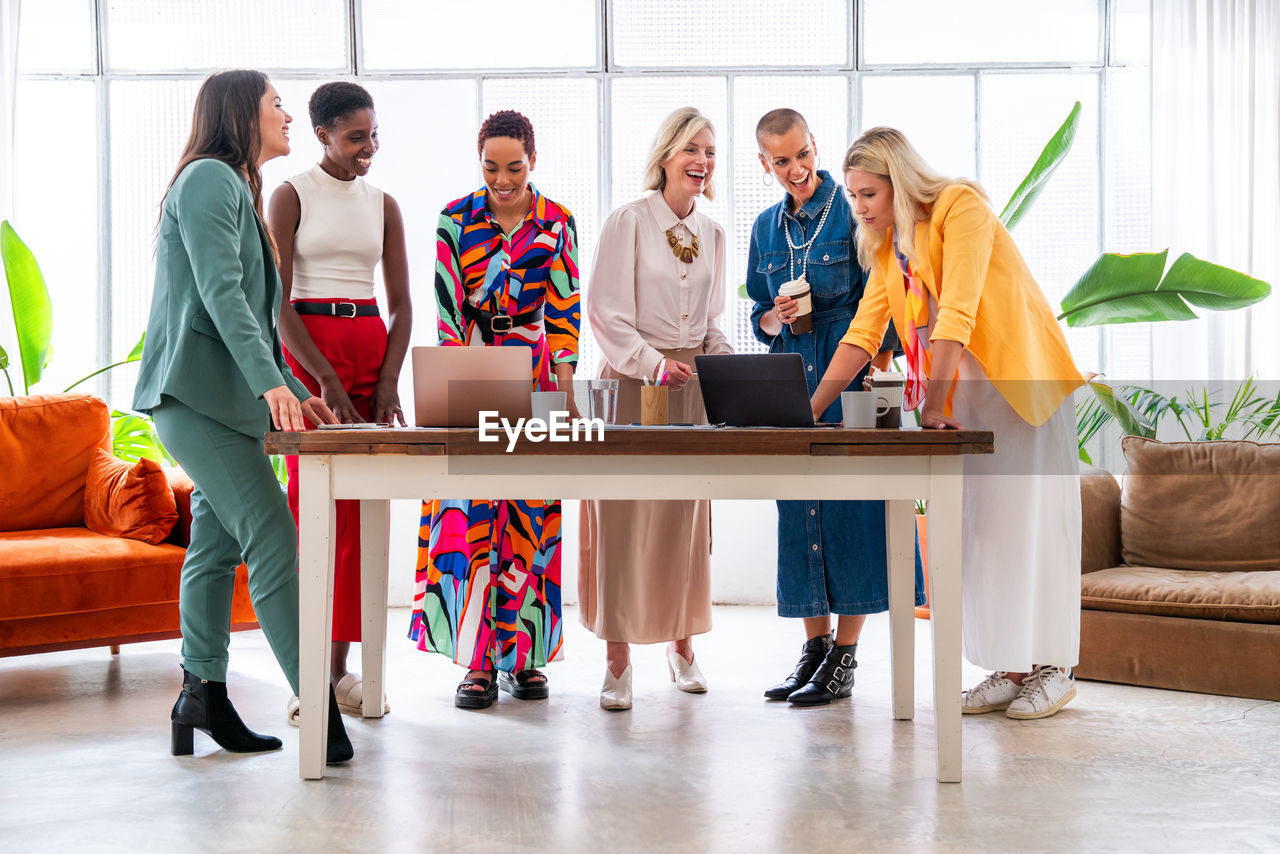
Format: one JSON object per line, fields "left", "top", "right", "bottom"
{"left": 171, "top": 666, "right": 282, "bottom": 755}
{"left": 764, "top": 633, "right": 834, "bottom": 700}
{"left": 788, "top": 642, "right": 858, "bottom": 706}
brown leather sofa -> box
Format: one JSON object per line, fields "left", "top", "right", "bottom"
{"left": 1076, "top": 437, "right": 1280, "bottom": 700}
{"left": 0, "top": 393, "right": 255, "bottom": 656}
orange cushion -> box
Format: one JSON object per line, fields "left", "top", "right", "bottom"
{"left": 0, "top": 394, "right": 111, "bottom": 532}
{"left": 83, "top": 450, "right": 178, "bottom": 544}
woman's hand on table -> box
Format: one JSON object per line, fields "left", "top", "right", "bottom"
{"left": 920, "top": 403, "right": 963, "bottom": 430}
{"left": 301, "top": 395, "right": 339, "bottom": 426}
{"left": 319, "top": 377, "right": 361, "bottom": 424}
{"left": 265, "top": 385, "right": 307, "bottom": 431}
{"left": 663, "top": 359, "right": 694, "bottom": 390}
{"left": 373, "top": 377, "right": 407, "bottom": 426}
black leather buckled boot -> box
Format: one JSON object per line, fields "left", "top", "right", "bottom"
{"left": 787, "top": 642, "right": 858, "bottom": 706}
{"left": 764, "top": 632, "right": 834, "bottom": 700}
{"left": 171, "top": 666, "right": 282, "bottom": 755}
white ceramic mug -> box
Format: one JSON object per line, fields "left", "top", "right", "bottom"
{"left": 841, "top": 390, "right": 889, "bottom": 428}
{"left": 530, "top": 391, "right": 567, "bottom": 423}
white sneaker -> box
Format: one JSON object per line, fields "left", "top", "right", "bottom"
{"left": 961, "top": 671, "right": 1021, "bottom": 714}
{"left": 1006, "top": 666, "right": 1076, "bottom": 720}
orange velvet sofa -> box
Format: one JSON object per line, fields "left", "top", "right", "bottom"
{"left": 0, "top": 393, "right": 256, "bottom": 656}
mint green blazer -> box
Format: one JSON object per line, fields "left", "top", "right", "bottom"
{"left": 133, "top": 158, "right": 310, "bottom": 437}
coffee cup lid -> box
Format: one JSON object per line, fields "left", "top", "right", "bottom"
{"left": 778, "top": 278, "right": 810, "bottom": 296}
{"left": 872, "top": 370, "right": 905, "bottom": 382}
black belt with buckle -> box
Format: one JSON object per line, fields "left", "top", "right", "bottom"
{"left": 292, "top": 301, "right": 380, "bottom": 318}
{"left": 460, "top": 303, "right": 544, "bottom": 344}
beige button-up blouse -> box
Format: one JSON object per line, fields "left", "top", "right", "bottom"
{"left": 587, "top": 192, "right": 733, "bottom": 380}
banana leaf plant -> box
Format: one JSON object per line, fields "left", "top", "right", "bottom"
{"left": 1, "top": 220, "right": 174, "bottom": 463}
{"left": 1, "top": 221, "right": 53, "bottom": 394}
{"left": 1059, "top": 251, "right": 1271, "bottom": 327}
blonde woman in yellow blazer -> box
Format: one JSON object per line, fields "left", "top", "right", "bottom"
{"left": 812, "top": 127, "right": 1085, "bottom": 721}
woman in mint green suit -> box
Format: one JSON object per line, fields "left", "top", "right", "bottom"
{"left": 132, "top": 69, "right": 352, "bottom": 763}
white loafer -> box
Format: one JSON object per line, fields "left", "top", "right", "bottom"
{"left": 666, "top": 647, "right": 708, "bottom": 693}
{"left": 600, "top": 664, "right": 633, "bottom": 710}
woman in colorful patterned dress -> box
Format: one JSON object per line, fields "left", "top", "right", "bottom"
{"left": 409, "top": 111, "right": 581, "bottom": 710}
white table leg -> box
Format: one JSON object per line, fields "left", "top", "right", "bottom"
{"left": 885, "top": 499, "right": 917, "bottom": 721}
{"left": 359, "top": 499, "right": 390, "bottom": 718}
{"left": 928, "top": 456, "right": 964, "bottom": 783}
{"left": 297, "top": 455, "right": 336, "bottom": 780}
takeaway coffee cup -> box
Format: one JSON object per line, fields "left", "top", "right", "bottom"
{"left": 530, "top": 391, "right": 566, "bottom": 423}
{"left": 841, "top": 390, "right": 888, "bottom": 428}
{"left": 777, "top": 278, "right": 813, "bottom": 335}
{"left": 869, "top": 370, "right": 906, "bottom": 428}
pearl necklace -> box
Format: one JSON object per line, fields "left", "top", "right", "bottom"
{"left": 784, "top": 185, "right": 837, "bottom": 282}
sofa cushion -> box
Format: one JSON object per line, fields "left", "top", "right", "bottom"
{"left": 0, "top": 528, "right": 186, "bottom": 620}
{"left": 84, "top": 449, "right": 178, "bottom": 544}
{"left": 1081, "top": 565, "right": 1280, "bottom": 623}
{"left": 0, "top": 394, "right": 111, "bottom": 532}
{"left": 1120, "top": 437, "right": 1280, "bottom": 572}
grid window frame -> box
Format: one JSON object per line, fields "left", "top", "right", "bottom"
{"left": 12, "top": 0, "right": 1150, "bottom": 405}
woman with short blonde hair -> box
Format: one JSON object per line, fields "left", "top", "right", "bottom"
{"left": 813, "top": 126, "right": 1085, "bottom": 721}
{"left": 581, "top": 106, "right": 733, "bottom": 710}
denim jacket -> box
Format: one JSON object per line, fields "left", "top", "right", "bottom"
{"left": 745, "top": 170, "right": 899, "bottom": 423}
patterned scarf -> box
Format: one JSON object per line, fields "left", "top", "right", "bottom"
{"left": 892, "top": 237, "right": 929, "bottom": 412}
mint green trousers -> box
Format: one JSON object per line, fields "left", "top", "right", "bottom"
{"left": 153, "top": 399, "right": 300, "bottom": 695}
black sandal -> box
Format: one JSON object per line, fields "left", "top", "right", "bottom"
{"left": 454, "top": 671, "right": 498, "bottom": 709}
{"left": 498, "top": 669, "right": 549, "bottom": 700}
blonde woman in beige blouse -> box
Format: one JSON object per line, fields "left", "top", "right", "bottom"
{"left": 580, "top": 106, "right": 733, "bottom": 710}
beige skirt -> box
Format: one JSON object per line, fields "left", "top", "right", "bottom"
{"left": 578, "top": 346, "right": 712, "bottom": 644}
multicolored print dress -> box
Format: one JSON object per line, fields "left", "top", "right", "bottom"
{"left": 409, "top": 184, "right": 580, "bottom": 673}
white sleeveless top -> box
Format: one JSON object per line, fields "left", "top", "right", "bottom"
{"left": 286, "top": 164, "right": 384, "bottom": 300}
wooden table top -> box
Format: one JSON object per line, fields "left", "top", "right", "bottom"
{"left": 264, "top": 426, "right": 994, "bottom": 458}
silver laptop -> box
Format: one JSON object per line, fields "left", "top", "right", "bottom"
{"left": 411, "top": 346, "right": 532, "bottom": 427}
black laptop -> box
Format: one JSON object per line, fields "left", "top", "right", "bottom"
{"left": 696, "top": 353, "right": 826, "bottom": 427}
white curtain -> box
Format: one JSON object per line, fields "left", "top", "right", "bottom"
{"left": 0, "top": 0, "right": 18, "bottom": 219}
{"left": 1151, "top": 0, "right": 1280, "bottom": 382}
{"left": 0, "top": 0, "right": 21, "bottom": 380}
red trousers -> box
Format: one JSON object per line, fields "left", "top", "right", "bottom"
{"left": 284, "top": 298, "right": 388, "bottom": 643}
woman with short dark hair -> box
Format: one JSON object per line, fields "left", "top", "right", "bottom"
{"left": 268, "top": 81, "right": 412, "bottom": 725}
{"left": 410, "top": 110, "right": 581, "bottom": 710}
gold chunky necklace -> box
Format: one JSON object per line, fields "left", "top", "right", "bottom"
{"left": 665, "top": 228, "right": 700, "bottom": 263}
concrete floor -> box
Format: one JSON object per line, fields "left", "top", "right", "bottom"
{"left": 2, "top": 606, "right": 1278, "bottom": 853}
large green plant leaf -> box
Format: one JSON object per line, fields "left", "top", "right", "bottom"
{"left": 1, "top": 221, "right": 54, "bottom": 393}
{"left": 1059, "top": 250, "right": 1271, "bottom": 327}
{"left": 999, "top": 102, "right": 1082, "bottom": 231}
{"left": 111, "top": 410, "right": 174, "bottom": 465}
{"left": 1086, "top": 380, "right": 1156, "bottom": 438}
{"left": 63, "top": 332, "right": 146, "bottom": 392}
{"left": 1158, "top": 253, "right": 1271, "bottom": 311}
{"left": 1058, "top": 252, "right": 1188, "bottom": 326}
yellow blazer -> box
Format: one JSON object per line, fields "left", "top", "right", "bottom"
{"left": 840, "top": 184, "right": 1083, "bottom": 426}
